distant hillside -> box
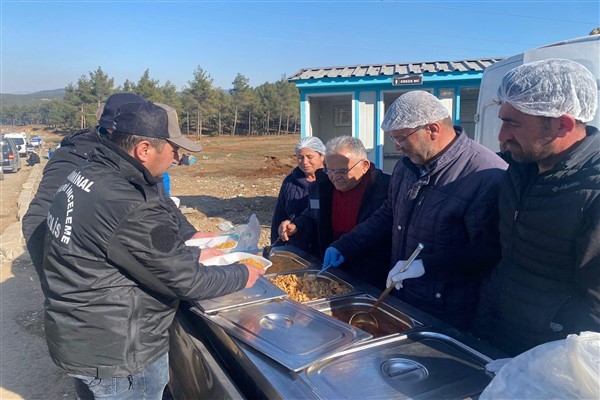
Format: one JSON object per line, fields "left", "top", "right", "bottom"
{"left": 1, "top": 89, "right": 65, "bottom": 107}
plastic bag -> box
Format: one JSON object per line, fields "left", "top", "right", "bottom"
{"left": 480, "top": 331, "right": 600, "bottom": 399}
{"left": 225, "top": 214, "right": 261, "bottom": 253}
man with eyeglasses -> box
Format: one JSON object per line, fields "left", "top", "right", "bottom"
{"left": 323, "top": 90, "right": 507, "bottom": 330}
{"left": 41, "top": 101, "right": 265, "bottom": 399}
{"left": 279, "top": 136, "right": 391, "bottom": 289}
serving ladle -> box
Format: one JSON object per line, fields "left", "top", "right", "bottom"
{"left": 348, "top": 243, "right": 425, "bottom": 333}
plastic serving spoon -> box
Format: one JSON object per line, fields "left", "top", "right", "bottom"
{"left": 316, "top": 264, "right": 332, "bottom": 276}
{"left": 348, "top": 243, "right": 425, "bottom": 333}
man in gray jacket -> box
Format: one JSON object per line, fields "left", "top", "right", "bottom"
{"left": 323, "top": 91, "right": 507, "bottom": 330}
{"left": 42, "top": 101, "right": 264, "bottom": 399}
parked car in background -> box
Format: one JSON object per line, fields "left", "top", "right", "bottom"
{"left": 4, "top": 132, "right": 28, "bottom": 157}
{"left": 29, "top": 136, "right": 43, "bottom": 148}
{"left": 1, "top": 137, "right": 22, "bottom": 173}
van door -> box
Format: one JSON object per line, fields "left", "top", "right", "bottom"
{"left": 474, "top": 35, "right": 600, "bottom": 153}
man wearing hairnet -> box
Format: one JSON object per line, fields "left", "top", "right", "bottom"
{"left": 323, "top": 91, "right": 507, "bottom": 330}
{"left": 472, "top": 59, "right": 600, "bottom": 356}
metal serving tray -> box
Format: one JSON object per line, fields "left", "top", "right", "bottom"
{"left": 193, "top": 276, "right": 287, "bottom": 314}
{"left": 265, "top": 250, "right": 312, "bottom": 274}
{"left": 267, "top": 269, "right": 356, "bottom": 303}
{"left": 308, "top": 294, "right": 422, "bottom": 338}
{"left": 197, "top": 298, "right": 371, "bottom": 372}
{"left": 299, "top": 330, "right": 493, "bottom": 399}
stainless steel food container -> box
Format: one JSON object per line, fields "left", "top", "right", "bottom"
{"left": 193, "top": 276, "right": 287, "bottom": 314}
{"left": 267, "top": 269, "right": 357, "bottom": 303}
{"left": 308, "top": 294, "right": 422, "bottom": 338}
{"left": 195, "top": 298, "right": 371, "bottom": 371}
{"left": 299, "top": 330, "right": 493, "bottom": 399}
{"left": 265, "top": 250, "right": 312, "bottom": 274}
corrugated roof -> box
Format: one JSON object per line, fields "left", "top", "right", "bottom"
{"left": 288, "top": 58, "right": 503, "bottom": 81}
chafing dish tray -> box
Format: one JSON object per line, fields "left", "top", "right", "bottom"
{"left": 299, "top": 330, "right": 493, "bottom": 399}
{"left": 194, "top": 298, "right": 371, "bottom": 372}
{"left": 308, "top": 294, "right": 422, "bottom": 338}
{"left": 265, "top": 250, "right": 311, "bottom": 274}
{"left": 267, "top": 269, "right": 356, "bottom": 303}
{"left": 193, "top": 276, "right": 287, "bottom": 314}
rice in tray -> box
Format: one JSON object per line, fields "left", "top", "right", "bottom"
{"left": 269, "top": 273, "right": 350, "bottom": 302}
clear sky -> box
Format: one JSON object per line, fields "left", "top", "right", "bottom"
{"left": 1, "top": 0, "right": 598, "bottom": 94}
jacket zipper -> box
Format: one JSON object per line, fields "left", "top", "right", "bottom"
{"left": 400, "top": 192, "right": 425, "bottom": 258}
{"left": 510, "top": 175, "right": 538, "bottom": 253}
{"left": 128, "top": 292, "right": 140, "bottom": 366}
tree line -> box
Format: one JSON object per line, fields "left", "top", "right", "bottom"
{"left": 1, "top": 66, "right": 300, "bottom": 137}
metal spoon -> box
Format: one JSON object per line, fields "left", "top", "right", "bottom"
{"left": 262, "top": 214, "right": 295, "bottom": 260}
{"left": 348, "top": 243, "right": 425, "bottom": 333}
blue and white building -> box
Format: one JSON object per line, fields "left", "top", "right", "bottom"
{"left": 289, "top": 58, "right": 501, "bottom": 172}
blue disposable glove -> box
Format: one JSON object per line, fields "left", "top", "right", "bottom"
{"left": 323, "top": 247, "right": 345, "bottom": 268}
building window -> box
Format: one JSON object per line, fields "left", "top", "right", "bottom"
{"left": 334, "top": 105, "right": 351, "bottom": 127}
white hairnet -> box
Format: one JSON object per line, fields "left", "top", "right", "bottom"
{"left": 381, "top": 90, "right": 450, "bottom": 132}
{"left": 497, "top": 58, "right": 598, "bottom": 122}
{"left": 295, "top": 136, "right": 326, "bottom": 155}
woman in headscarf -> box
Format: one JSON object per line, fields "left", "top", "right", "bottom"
{"left": 270, "top": 137, "right": 325, "bottom": 250}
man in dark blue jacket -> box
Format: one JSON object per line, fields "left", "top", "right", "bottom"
{"left": 323, "top": 91, "right": 507, "bottom": 330}
{"left": 472, "top": 59, "right": 600, "bottom": 356}
{"left": 279, "top": 136, "right": 391, "bottom": 289}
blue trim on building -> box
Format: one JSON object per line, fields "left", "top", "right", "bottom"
{"left": 294, "top": 65, "right": 490, "bottom": 169}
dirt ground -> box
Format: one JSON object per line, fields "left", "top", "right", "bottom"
{"left": 0, "top": 126, "right": 299, "bottom": 399}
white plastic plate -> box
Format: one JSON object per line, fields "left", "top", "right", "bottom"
{"left": 202, "top": 252, "right": 272, "bottom": 270}
{"left": 185, "top": 234, "right": 239, "bottom": 252}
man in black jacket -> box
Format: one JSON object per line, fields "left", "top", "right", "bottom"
{"left": 23, "top": 93, "right": 148, "bottom": 273}
{"left": 41, "top": 101, "right": 265, "bottom": 399}
{"left": 22, "top": 94, "right": 212, "bottom": 278}
{"left": 278, "top": 136, "right": 391, "bottom": 289}
{"left": 472, "top": 59, "right": 600, "bottom": 356}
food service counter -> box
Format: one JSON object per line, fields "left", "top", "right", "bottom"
{"left": 169, "top": 246, "right": 506, "bottom": 399}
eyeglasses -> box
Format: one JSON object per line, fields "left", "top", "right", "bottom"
{"left": 323, "top": 159, "right": 363, "bottom": 175}
{"left": 389, "top": 125, "right": 426, "bottom": 147}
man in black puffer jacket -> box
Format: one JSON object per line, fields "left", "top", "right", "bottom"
{"left": 472, "top": 59, "right": 600, "bottom": 356}
{"left": 279, "top": 136, "right": 391, "bottom": 289}
{"left": 322, "top": 91, "right": 507, "bottom": 330}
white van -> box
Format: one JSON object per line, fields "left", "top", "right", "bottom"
{"left": 4, "top": 132, "right": 28, "bottom": 157}
{"left": 474, "top": 35, "right": 600, "bottom": 152}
